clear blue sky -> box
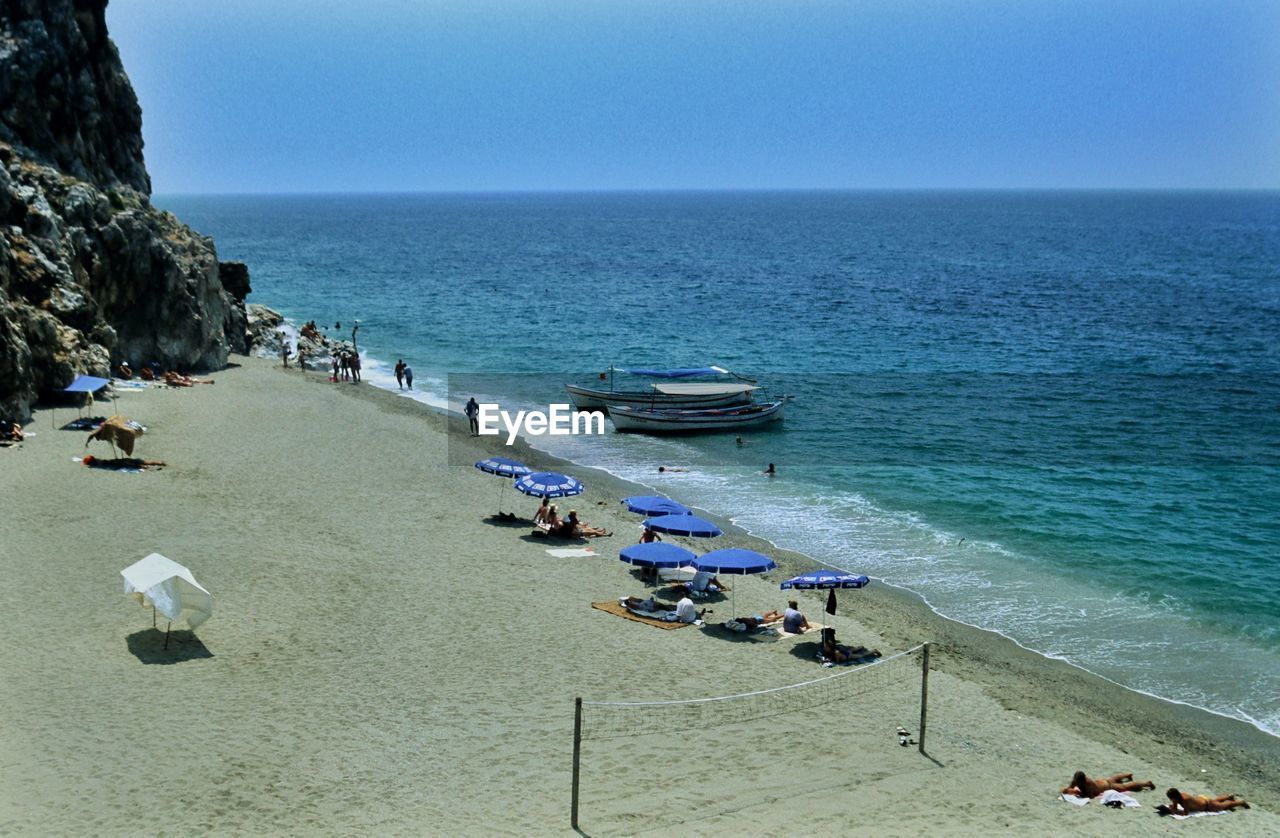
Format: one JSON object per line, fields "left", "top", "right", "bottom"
{"left": 106, "top": 0, "right": 1280, "bottom": 193}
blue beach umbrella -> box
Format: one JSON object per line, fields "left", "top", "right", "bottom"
{"left": 621, "top": 496, "right": 691, "bottom": 517}
{"left": 618, "top": 542, "right": 697, "bottom": 569}
{"left": 692, "top": 548, "right": 778, "bottom": 619}
{"left": 780, "top": 569, "right": 870, "bottom": 590}
{"left": 641, "top": 514, "right": 723, "bottom": 538}
{"left": 780, "top": 568, "right": 870, "bottom": 634}
{"left": 515, "top": 471, "right": 585, "bottom": 499}
{"left": 474, "top": 457, "right": 533, "bottom": 516}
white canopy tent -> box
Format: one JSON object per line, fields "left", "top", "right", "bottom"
{"left": 121, "top": 553, "right": 213, "bottom": 648}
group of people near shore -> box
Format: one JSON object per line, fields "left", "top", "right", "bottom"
{"left": 329, "top": 350, "right": 361, "bottom": 382}
{"left": 532, "top": 498, "right": 611, "bottom": 538}
{"left": 393, "top": 360, "right": 414, "bottom": 390}
{"left": 1061, "top": 771, "right": 1250, "bottom": 815}
{"left": 117, "top": 362, "right": 211, "bottom": 387}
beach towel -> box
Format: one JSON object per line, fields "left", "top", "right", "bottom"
{"left": 545, "top": 548, "right": 596, "bottom": 558}
{"left": 62, "top": 416, "right": 107, "bottom": 431}
{"left": 1060, "top": 790, "right": 1140, "bottom": 809}
{"left": 591, "top": 600, "right": 695, "bottom": 630}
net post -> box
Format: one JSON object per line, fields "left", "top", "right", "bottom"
{"left": 918, "top": 643, "right": 930, "bottom": 755}
{"left": 571, "top": 696, "right": 583, "bottom": 829}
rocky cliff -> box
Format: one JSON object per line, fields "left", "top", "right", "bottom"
{"left": 0, "top": 0, "right": 249, "bottom": 421}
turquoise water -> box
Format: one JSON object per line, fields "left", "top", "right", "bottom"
{"left": 162, "top": 191, "right": 1280, "bottom": 734}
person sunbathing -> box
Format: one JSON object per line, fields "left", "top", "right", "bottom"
{"left": 821, "top": 629, "right": 879, "bottom": 663}
{"left": 737, "top": 610, "right": 784, "bottom": 629}
{"left": 558, "top": 511, "right": 611, "bottom": 538}
{"left": 164, "top": 371, "right": 194, "bottom": 387}
{"left": 117, "top": 362, "right": 133, "bottom": 379}
{"left": 533, "top": 498, "right": 552, "bottom": 525}
{"left": 622, "top": 595, "right": 665, "bottom": 614}
{"left": 83, "top": 454, "right": 167, "bottom": 470}
{"left": 1163, "top": 788, "right": 1249, "bottom": 814}
{"left": 1060, "top": 771, "right": 1155, "bottom": 798}
{"left": 0, "top": 418, "right": 23, "bottom": 442}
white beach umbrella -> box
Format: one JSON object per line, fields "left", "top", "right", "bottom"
{"left": 121, "top": 553, "right": 213, "bottom": 648}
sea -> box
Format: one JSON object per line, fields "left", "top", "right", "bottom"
{"left": 160, "top": 191, "right": 1280, "bottom": 736}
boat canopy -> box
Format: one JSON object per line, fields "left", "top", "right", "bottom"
{"left": 615, "top": 366, "right": 728, "bottom": 378}
{"left": 651, "top": 382, "right": 758, "bottom": 396}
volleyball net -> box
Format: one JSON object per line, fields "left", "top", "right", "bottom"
{"left": 570, "top": 643, "right": 932, "bottom": 827}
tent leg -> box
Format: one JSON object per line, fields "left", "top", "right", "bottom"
{"left": 152, "top": 605, "right": 156, "bottom": 628}
{"left": 164, "top": 622, "right": 171, "bottom": 650}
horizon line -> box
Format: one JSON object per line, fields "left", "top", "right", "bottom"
{"left": 152, "top": 185, "right": 1280, "bottom": 199}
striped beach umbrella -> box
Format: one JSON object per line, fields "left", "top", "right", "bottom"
{"left": 780, "top": 568, "right": 871, "bottom": 633}
{"left": 474, "top": 457, "right": 533, "bottom": 516}
{"left": 514, "top": 471, "right": 585, "bottom": 499}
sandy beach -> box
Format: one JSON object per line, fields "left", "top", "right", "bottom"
{"left": 1, "top": 355, "right": 1276, "bottom": 836}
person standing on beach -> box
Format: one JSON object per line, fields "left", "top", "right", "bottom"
{"left": 279, "top": 335, "right": 290, "bottom": 368}
{"left": 331, "top": 354, "right": 339, "bottom": 382}
{"left": 394, "top": 360, "right": 405, "bottom": 389}
{"left": 352, "top": 353, "right": 362, "bottom": 383}
{"left": 465, "top": 397, "right": 480, "bottom": 435}
{"left": 404, "top": 364, "right": 413, "bottom": 390}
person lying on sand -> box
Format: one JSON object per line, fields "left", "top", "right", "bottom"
{"left": 737, "top": 610, "right": 784, "bottom": 629}
{"left": 556, "top": 511, "right": 610, "bottom": 538}
{"left": 821, "top": 628, "right": 880, "bottom": 663}
{"left": 1162, "top": 788, "right": 1249, "bottom": 814}
{"left": 83, "top": 455, "right": 167, "bottom": 471}
{"left": 622, "top": 595, "right": 664, "bottom": 613}
{"left": 1060, "top": 771, "right": 1155, "bottom": 797}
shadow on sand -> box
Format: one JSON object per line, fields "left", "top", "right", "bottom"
{"left": 482, "top": 513, "right": 532, "bottom": 528}
{"left": 126, "top": 628, "right": 214, "bottom": 665}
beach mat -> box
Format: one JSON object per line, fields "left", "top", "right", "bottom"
{"left": 591, "top": 600, "right": 691, "bottom": 630}
{"left": 546, "top": 548, "right": 597, "bottom": 558}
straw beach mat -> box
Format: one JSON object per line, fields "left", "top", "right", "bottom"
{"left": 591, "top": 601, "right": 691, "bottom": 629}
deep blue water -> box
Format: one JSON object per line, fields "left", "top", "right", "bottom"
{"left": 161, "top": 191, "right": 1280, "bottom": 734}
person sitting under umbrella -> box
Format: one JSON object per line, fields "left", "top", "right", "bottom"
{"left": 673, "top": 570, "right": 726, "bottom": 597}
{"left": 783, "top": 600, "right": 811, "bottom": 633}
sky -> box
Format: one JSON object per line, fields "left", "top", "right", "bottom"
{"left": 104, "top": 0, "right": 1280, "bottom": 193}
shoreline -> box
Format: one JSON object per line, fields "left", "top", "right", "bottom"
{"left": 328, "top": 335, "right": 1280, "bottom": 748}
{"left": 332, "top": 356, "right": 1280, "bottom": 786}
{"left": 5, "top": 354, "right": 1275, "bottom": 834}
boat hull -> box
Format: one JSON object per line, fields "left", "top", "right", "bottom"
{"left": 609, "top": 401, "right": 785, "bottom": 433}
{"left": 565, "top": 384, "right": 753, "bottom": 412}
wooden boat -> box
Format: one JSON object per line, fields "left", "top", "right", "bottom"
{"left": 565, "top": 366, "right": 757, "bottom": 411}
{"left": 608, "top": 400, "right": 785, "bottom": 433}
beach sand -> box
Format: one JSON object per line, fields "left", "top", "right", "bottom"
{"left": 1, "top": 355, "right": 1276, "bottom": 836}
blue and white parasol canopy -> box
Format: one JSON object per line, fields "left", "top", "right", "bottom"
{"left": 621, "top": 495, "right": 691, "bottom": 516}
{"left": 474, "top": 456, "right": 533, "bottom": 478}
{"left": 780, "top": 569, "right": 870, "bottom": 590}
{"left": 515, "top": 471, "right": 585, "bottom": 498}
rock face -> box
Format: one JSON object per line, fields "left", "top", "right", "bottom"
{"left": 0, "top": 0, "right": 249, "bottom": 421}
